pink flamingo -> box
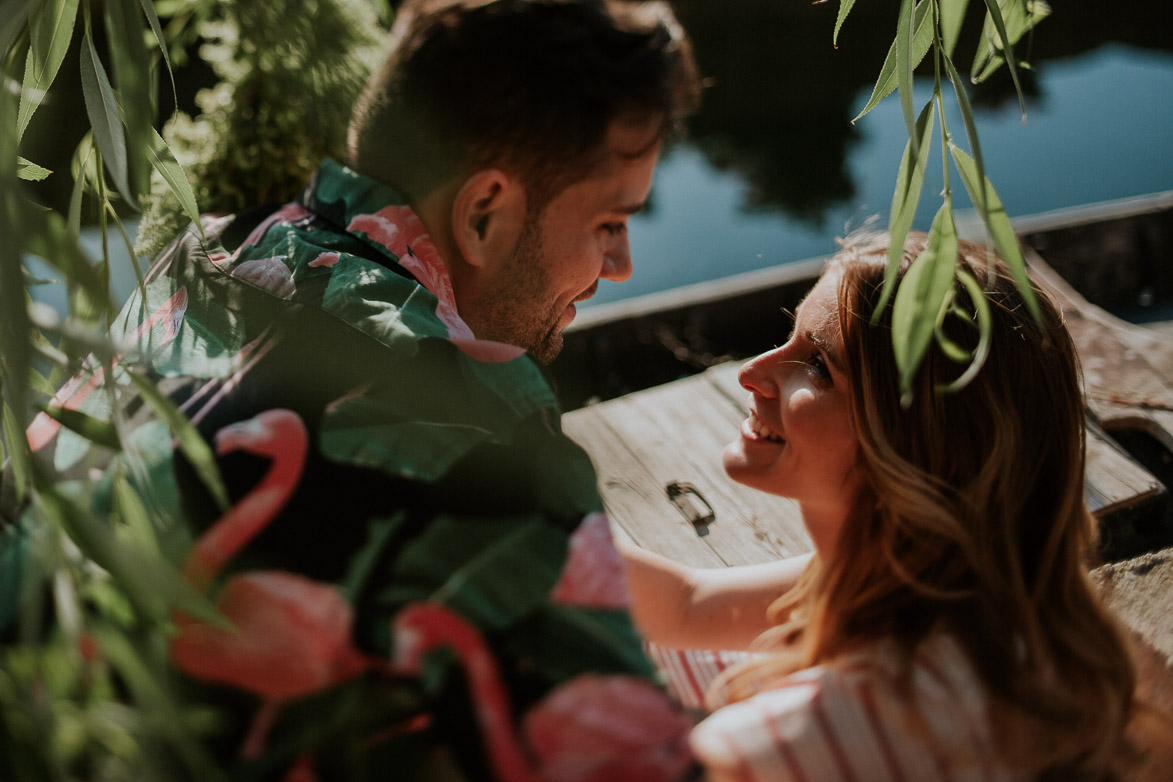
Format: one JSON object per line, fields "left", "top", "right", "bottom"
{"left": 170, "top": 409, "right": 373, "bottom": 758}
{"left": 393, "top": 603, "right": 693, "bottom": 782}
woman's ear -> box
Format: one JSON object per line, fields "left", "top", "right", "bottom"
{"left": 451, "top": 169, "right": 526, "bottom": 270}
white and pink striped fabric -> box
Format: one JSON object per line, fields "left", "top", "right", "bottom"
{"left": 645, "top": 643, "right": 753, "bottom": 711}
{"left": 687, "top": 635, "right": 1027, "bottom": 782}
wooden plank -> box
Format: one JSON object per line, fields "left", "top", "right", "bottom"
{"left": 1028, "top": 250, "right": 1173, "bottom": 453}
{"left": 1086, "top": 423, "right": 1164, "bottom": 514}
{"left": 568, "top": 354, "right": 1164, "bottom": 565}
{"left": 565, "top": 367, "right": 811, "bottom": 568}
{"left": 612, "top": 373, "right": 809, "bottom": 564}
{"left": 566, "top": 388, "right": 728, "bottom": 568}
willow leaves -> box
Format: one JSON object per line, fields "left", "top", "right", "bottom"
{"left": 15, "top": 0, "right": 79, "bottom": 143}
{"left": 837, "top": 0, "right": 1047, "bottom": 400}
{"left": 2, "top": 4, "right": 218, "bottom": 775}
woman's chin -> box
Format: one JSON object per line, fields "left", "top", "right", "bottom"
{"left": 722, "top": 441, "right": 765, "bottom": 489}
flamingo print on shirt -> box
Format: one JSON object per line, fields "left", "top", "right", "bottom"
{"left": 392, "top": 602, "right": 693, "bottom": 782}
{"left": 170, "top": 409, "right": 374, "bottom": 757}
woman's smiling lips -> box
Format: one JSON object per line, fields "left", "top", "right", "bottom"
{"left": 742, "top": 408, "right": 785, "bottom": 444}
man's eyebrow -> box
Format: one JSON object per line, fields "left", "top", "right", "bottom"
{"left": 612, "top": 202, "right": 648, "bottom": 216}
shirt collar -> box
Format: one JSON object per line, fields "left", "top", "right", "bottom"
{"left": 300, "top": 159, "right": 526, "bottom": 363}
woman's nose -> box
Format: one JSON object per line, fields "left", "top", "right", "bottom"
{"left": 739, "top": 348, "right": 783, "bottom": 397}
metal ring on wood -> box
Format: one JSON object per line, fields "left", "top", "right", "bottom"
{"left": 665, "top": 481, "right": 715, "bottom": 536}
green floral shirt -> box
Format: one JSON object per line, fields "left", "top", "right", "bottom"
{"left": 2, "top": 159, "right": 691, "bottom": 779}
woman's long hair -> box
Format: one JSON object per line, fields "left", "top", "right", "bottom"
{"left": 715, "top": 232, "right": 1140, "bottom": 778}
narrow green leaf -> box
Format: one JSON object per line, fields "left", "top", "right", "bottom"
{"left": 113, "top": 471, "right": 159, "bottom": 556}
{"left": 104, "top": 0, "right": 153, "bottom": 199}
{"left": 971, "top": 0, "right": 1050, "bottom": 84}
{"left": 833, "top": 0, "right": 857, "bottom": 48}
{"left": 892, "top": 202, "right": 959, "bottom": 400}
{"left": 973, "top": 0, "right": 1038, "bottom": 120}
{"left": 895, "top": 0, "right": 918, "bottom": 150}
{"left": 1, "top": 403, "right": 31, "bottom": 504}
{"left": 126, "top": 370, "right": 228, "bottom": 512}
{"left": 105, "top": 203, "right": 146, "bottom": 294}
{"left": 937, "top": 268, "right": 993, "bottom": 393}
{"left": 15, "top": 0, "right": 80, "bottom": 142}
{"left": 16, "top": 157, "right": 50, "bottom": 181}
{"left": 0, "top": 111, "right": 32, "bottom": 433}
{"left": 939, "top": 0, "right": 970, "bottom": 57}
{"left": 22, "top": 266, "right": 57, "bottom": 287}
{"left": 89, "top": 625, "right": 224, "bottom": 775}
{"left": 854, "top": 0, "right": 934, "bottom": 122}
{"left": 51, "top": 568, "right": 82, "bottom": 641}
{"left": 20, "top": 198, "right": 110, "bottom": 320}
{"left": 28, "top": 302, "right": 119, "bottom": 365}
{"left": 40, "top": 404, "right": 121, "bottom": 450}
{"left": 34, "top": 485, "right": 228, "bottom": 630}
{"left": 79, "top": 29, "right": 134, "bottom": 207}
{"left": 146, "top": 126, "right": 201, "bottom": 229}
{"left": 0, "top": 0, "right": 37, "bottom": 58}
{"left": 874, "top": 99, "right": 936, "bottom": 320}
{"left": 138, "top": 0, "right": 177, "bottom": 108}
{"left": 934, "top": 317, "right": 972, "bottom": 363}
{"left": 27, "top": 366, "right": 58, "bottom": 398}
{"left": 949, "top": 145, "right": 1043, "bottom": 324}
{"left": 943, "top": 52, "right": 986, "bottom": 212}
{"left": 68, "top": 134, "right": 96, "bottom": 240}
{"left": 31, "top": 337, "right": 70, "bottom": 372}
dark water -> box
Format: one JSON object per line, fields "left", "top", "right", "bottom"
{"left": 35, "top": 0, "right": 1173, "bottom": 319}
{"left": 587, "top": 0, "right": 1173, "bottom": 307}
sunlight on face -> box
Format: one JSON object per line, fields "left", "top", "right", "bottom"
{"left": 472, "top": 117, "right": 662, "bottom": 363}
{"left": 723, "top": 272, "right": 864, "bottom": 554}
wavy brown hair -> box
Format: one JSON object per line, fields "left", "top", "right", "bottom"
{"left": 716, "top": 232, "right": 1143, "bottom": 778}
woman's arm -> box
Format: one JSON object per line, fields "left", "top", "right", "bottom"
{"left": 620, "top": 541, "right": 813, "bottom": 651}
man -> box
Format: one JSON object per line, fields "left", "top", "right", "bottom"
{"left": 2, "top": 0, "right": 701, "bottom": 777}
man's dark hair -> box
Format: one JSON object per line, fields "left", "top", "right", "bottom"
{"left": 348, "top": 0, "right": 701, "bottom": 212}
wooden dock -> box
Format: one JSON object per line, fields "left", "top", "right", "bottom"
{"left": 564, "top": 253, "right": 1171, "bottom": 568}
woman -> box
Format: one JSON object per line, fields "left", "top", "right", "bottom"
{"left": 623, "top": 233, "right": 1157, "bottom": 780}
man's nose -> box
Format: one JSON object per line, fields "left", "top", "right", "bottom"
{"left": 600, "top": 238, "right": 633, "bottom": 282}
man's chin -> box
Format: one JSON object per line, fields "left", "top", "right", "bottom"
{"left": 529, "top": 330, "right": 564, "bottom": 365}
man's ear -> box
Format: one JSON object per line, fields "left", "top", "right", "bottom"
{"left": 451, "top": 169, "right": 526, "bottom": 270}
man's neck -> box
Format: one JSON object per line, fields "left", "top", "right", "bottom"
{"left": 412, "top": 184, "right": 466, "bottom": 300}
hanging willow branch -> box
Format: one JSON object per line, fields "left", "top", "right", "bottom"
{"left": 838, "top": 0, "right": 1049, "bottom": 401}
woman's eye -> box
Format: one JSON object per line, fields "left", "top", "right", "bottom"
{"left": 807, "top": 353, "right": 830, "bottom": 380}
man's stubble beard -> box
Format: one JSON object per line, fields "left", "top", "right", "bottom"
{"left": 472, "top": 220, "right": 566, "bottom": 365}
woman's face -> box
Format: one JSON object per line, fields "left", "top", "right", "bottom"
{"left": 723, "top": 272, "right": 864, "bottom": 552}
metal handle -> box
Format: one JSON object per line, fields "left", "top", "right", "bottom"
{"left": 665, "top": 481, "right": 715, "bottom": 536}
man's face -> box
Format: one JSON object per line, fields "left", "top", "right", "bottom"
{"left": 472, "top": 118, "right": 663, "bottom": 363}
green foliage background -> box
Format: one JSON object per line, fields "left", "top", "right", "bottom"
{"left": 0, "top": 0, "right": 1043, "bottom": 775}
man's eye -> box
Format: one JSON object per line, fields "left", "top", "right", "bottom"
{"left": 602, "top": 222, "right": 626, "bottom": 236}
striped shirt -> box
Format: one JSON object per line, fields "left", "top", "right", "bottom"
{"left": 684, "top": 635, "right": 1027, "bottom": 782}
{"left": 645, "top": 643, "right": 752, "bottom": 711}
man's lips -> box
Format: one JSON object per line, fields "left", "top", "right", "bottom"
{"left": 574, "top": 282, "right": 599, "bottom": 304}
{"left": 562, "top": 283, "right": 599, "bottom": 326}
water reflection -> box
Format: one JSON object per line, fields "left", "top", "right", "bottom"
{"left": 586, "top": 0, "right": 1173, "bottom": 306}
{"left": 670, "top": 0, "right": 1172, "bottom": 222}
